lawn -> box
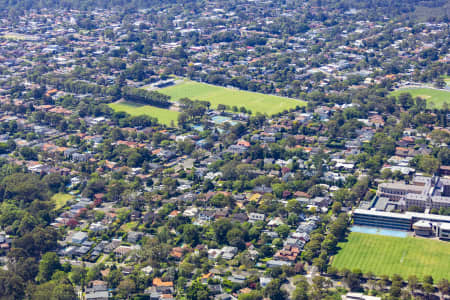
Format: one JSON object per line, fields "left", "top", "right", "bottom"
{"left": 157, "top": 80, "right": 305, "bottom": 115}
{"left": 391, "top": 88, "right": 450, "bottom": 108}
{"left": 331, "top": 232, "right": 450, "bottom": 281}
{"left": 120, "top": 221, "right": 139, "bottom": 232}
{"left": 108, "top": 101, "right": 179, "bottom": 126}
{"left": 51, "top": 193, "right": 73, "bottom": 210}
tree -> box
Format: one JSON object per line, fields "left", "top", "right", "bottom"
{"left": 398, "top": 93, "right": 414, "bottom": 109}
{"left": 51, "top": 282, "right": 77, "bottom": 300}
{"left": 333, "top": 188, "right": 351, "bottom": 202}
{"left": 264, "top": 278, "right": 287, "bottom": 300}
{"left": 390, "top": 285, "right": 402, "bottom": 298}
{"left": 121, "top": 87, "right": 170, "bottom": 108}
{"left": 7, "top": 255, "right": 38, "bottom": 283}
{"left": 32, "top": 281, "right": 57, "bottom": 300}
{"left": 313, "top": 257, "right": 327, "bottom": 273}
{"left": 217, "top": 104, "right": 226, "bottom": 112}
{"left": 331, "top": 202, "right": 342, "bottom": 215}
{"left": 2, "top": 173, "right": 49, "bottom": 204}
{"left": 327, "top": 266, "right": 338, "bottom": 277}
{"left": 293, "top": 285, "right": 308, "bottom": 300}
{"left": 19, "top": 146, "right": 38, "bottom": 160}
{"left": 352, "top": 177, "right": 369, "bottom": 200}
{"left": 286, "top": 199, "right": 304, "bottom": 214}
{"left": 417, "top": 155, "right": 440, "bottom": 174}
{"left": 423, "top": 275, "right": 434, "bottom": 285}
{"left": 107, "top": 268, "right": 123, "bottom": 288}
{"left": 186, "top": 281, "right": 210, "bottom": 300}
{"left": 179, "top": 261, "right": 195, "bottom": 278}
{"left": 407, "top": 275, "right": 419, "bottom": 297}
{"left": 212, "top": 219, "right": 232, "bottom": 245}
{"left": 311, "top": 276, "right": 332, "bottom": 299}
{"left": 274, "top": 224, "right": 290, "bottom": 239}
{"left": 321, "top": 234, "right": 337, "bottom": 253}
{"left": 434, "top": 77, "right": 446, "bottom": 89}
{"left": 43, "top": 173, "right": 66, "bottom": 193}
{"left": 307, "top": 185, "right": 323, "bottom": 197}
{"left": 37, "top": 252, "right": 61, "bottom": 283}
{"left": 127, "top": 152, "right": 143, "bottom": 167}
{"left": 259, "top": 244, "right": 274, "bottom": 258}
{"left": 0, "top": 270, "right": 26, "bottom": 299}
{"left": 343, "top": 270, "right": 362, "bottom": 291}
{"left": 292, "top": 276, "right": 309, "bottom": 300}
{"left": 437, "top": 279, "right": 449, "bottom": 298}
{"left": 227, "top": 227, "right": 246, "bottom": 249}
{"left": 423, "top": 282, "right": 435, "bottom": 296}
{"left": 238, "top": 290, "right": 263, "bottom": 300}
{"left": 118, "top": 278, "right": 136, "bottom": 299}
{"left": 378, "top": 275, "right": 390, "bottom": 292}
{"left": 69, "top": 266, "right": 86, "bottom": 286}
{"left": 390, "top": 274, "right": 403, "bottom": 298}
{"left": 182, "top": 224, "right": 200, "bottom": 246}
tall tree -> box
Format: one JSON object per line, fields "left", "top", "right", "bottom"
{"left": 37, "top": 252, "right": 61, "bottom": 283}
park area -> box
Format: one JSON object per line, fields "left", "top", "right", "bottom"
{"left": 108, "top": 101, "right": 179, "bottom": 126}
{"left": 157, "top": 80, "right": 305, "bottom": 115}
{"left": 331, "top": 232, "right": 450, "bottom": 281}
{"left": 391, "top": 88, "right": 450, "bottom": 108}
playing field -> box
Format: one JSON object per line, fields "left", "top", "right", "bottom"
{"left": 391, "top": 88, "right": 450, "bottom": 108}
{"left": 332, "top": 232, "right": 450, "bottom": 281}
{"left": 108, "top": 101, "right": 179, "bottom": 126}
{"left": 157, "top": 80, "right": 305, "bottom": 115}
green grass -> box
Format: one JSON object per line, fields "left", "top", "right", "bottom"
{"left": 51, "top": 193, "right": 73, "bottom": 210}
{"left": 391, "top": 88, "right": 450, "bottom": 108}
{"left": 120, "top": 221, "right": 139, "bottom": 232}
{"left": 156, "top": 80, "right": 305, "bottom": 115}
{"left": 332, "top": 232, "right": 450, "bottom": 281}
{"left": 108, "top": 101, "right": 179, "bottom": 126}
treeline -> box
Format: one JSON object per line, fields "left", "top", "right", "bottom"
{"left": 122, "top": 87, "right": 171, "bottom": 108}
{"left": 0, "top": 0, "right": 194, "bottom": 17}
{"left": 35, "top": 76, "right": 113, "bottom": 98}
{"left": 327, "top": 0, "right": 449, "bottom": 19}
{"left": 34, "top": 76, "right": 171, "bottom": 108}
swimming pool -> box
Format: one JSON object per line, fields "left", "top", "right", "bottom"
{"left": 350, "top": 225, "right": 409, "bottom": 238}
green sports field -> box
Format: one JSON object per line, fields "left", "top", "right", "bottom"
{"left": 108, "top": 101, "right": 179, "bottom": 126}
{"left": 391, "top": 88, "right": 450, "bottom": 108}
{"left": 157, "top": 80, "right": 305, "bottom": 115}
{"left": 332, "top": 232, "right": 450, "bottom": 281}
